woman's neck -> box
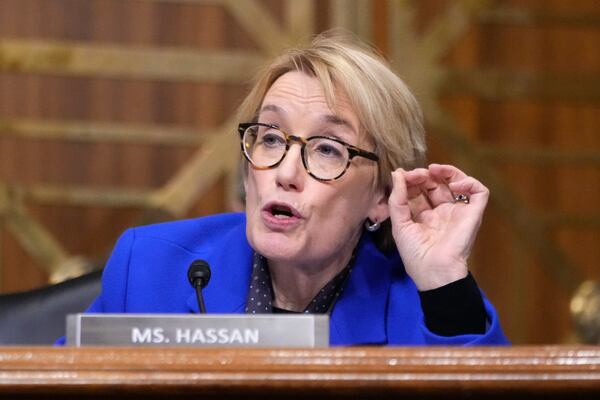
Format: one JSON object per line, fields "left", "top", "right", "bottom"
{"left": 268, "top": 233, "right": 360, "bottom": 312}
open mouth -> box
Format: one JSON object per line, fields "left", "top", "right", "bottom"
{"left": 264, "top": 202, "right": 300, "bottom": 219}
{"left": 271, "top": 205, "right": 293, "bottom": 218}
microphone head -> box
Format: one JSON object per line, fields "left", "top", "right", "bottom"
{"left": 188, "top": 259, "right": 211, "bottom": 289}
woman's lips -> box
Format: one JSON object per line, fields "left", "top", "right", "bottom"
{"left": 261, "top": 202, "right": 302, "bottom": 230}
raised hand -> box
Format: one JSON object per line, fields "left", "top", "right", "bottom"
{"left": 388, "top": 164, "right": 489, "bottom": 291}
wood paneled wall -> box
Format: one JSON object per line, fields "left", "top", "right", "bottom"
{"left": 1, "top": 0, "right": 598, "bottom": 344}
{"left": 426, "top": 0, "right": 600, "bottom": 344}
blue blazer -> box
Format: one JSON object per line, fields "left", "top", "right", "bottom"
{"left": 86, "top": 213, "right": 508, "bottom": 346}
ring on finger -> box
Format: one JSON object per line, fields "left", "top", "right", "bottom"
{"left": 453, "top": 193, "right": 470, "bottom": 204}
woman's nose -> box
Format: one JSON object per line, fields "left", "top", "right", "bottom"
{"left": 275, "top": 144, "right": 305, "bottom": 191}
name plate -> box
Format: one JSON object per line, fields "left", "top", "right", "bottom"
{"left": 66, "top": 314, "right": 329, "bottom": 348}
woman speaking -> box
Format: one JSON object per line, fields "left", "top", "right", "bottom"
{"left": 85, "top": 31, "right": 508, "bottom": 346}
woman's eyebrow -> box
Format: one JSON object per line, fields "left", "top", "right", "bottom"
{"left": 321, "top": 114, "right": 356, "bottom": 134}
{"left": 258, "top": 106, "right": 356, "bottom": 138}
{"left": 259, "top": 104, "right": 283, "bottom": 115}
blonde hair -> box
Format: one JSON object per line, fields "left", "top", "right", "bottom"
{"left": 236, "top": 30, "right": 427, "bottom": 250}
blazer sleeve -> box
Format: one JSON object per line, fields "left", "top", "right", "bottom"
{"left": 386, "top": 277, "right": 510, "bottom": 345}
{"left": 85, "top": 228, "right": 136, "bottom": 313}
{"left": 419, "top": 298, "right": 510, "bottom": 345}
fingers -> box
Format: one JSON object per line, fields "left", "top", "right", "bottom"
{"left": 390, "top": 169, "right": 433, "bottom": 222}
{"left": 428, "top": 163, "right": 467, "bottom": 183}
{"left": 388, "top": 165, "right": 489, "bottom": 292}
{"left": 390, "top": 164, "right": 490, "bottom": 218}
{"left": 428, "top": 163, "right": 489, "bottom": 204}
{"left": 448, "top": 176, "right": 489, "bottom": 213}
{"left": 388, "top": 169, "right": 413, "bottom": 225}
{"left": 401, "top": 168, "right": 429, "bottom": 199}
{"left": 404, "top": 165, "right": 454, "bottom": 208}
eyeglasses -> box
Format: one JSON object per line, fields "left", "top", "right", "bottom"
{"left": 238, "top": 122, "right": 379, "bottom": 181}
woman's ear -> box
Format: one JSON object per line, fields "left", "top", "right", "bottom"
{"left": 368, "top": 185, "right": 390, "bottom": 224}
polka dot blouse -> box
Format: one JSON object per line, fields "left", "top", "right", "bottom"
{"left": 244, "top": 252, "right": 353, "bottom": 315}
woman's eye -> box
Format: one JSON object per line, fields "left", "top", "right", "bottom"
{"left": 260, "top": 132, "right": 285, "bottom": 147}
{"left": 315, "top": 143, "right": 343, "bottom": 158}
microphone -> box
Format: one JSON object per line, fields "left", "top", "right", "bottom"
{"left": 187, "top": 259, "right": 211, "bottom": 313}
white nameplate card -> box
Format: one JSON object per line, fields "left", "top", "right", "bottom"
{"left": 66, "top": 314, "right": 329, "bottom": 347}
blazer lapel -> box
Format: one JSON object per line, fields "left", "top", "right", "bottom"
{"left": 330, "top": 235, "right": 398, "bottom": 346}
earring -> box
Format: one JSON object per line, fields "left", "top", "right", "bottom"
{"left": 365, "top": 218, "right": 380, "bottom": 232}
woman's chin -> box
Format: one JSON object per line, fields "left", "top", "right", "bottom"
{"left": 250, "top": 232, "right": 303, "bottom": 263}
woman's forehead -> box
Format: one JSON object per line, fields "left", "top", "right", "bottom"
{"left": 260, "top": 71, "right": 360, "bottom": 134}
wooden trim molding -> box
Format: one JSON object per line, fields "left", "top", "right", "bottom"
{"left": 0, "top": 346, "right": 599, "bottom": 398}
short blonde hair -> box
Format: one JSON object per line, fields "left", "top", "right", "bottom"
{"left": 236, "top": 30, "right": 427, "bottom": 250}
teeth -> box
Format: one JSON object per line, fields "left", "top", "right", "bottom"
{"left": 271, "top": 205, "right": 293, "bottom": 217}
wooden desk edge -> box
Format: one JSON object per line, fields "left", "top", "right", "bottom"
{"left": 0, "top": 345, "right": 599, "bottom": 398}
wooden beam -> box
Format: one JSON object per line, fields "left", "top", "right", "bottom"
{"left": 222, "top": 0, "right": 292, "bottom": 55}
{"left": 285, "top": 0, "right": 315, "bottom": 40}
{"left": 151, "top": 120, "right": 239, "bottom": 216}
{"left": 0, "top": 186, "right": 70, "bottom": 276}
{"left": 0, "top": 184, "right": 8, "bottom": 217}
{"left": 329, "top": 0, "right": 372, "bottom": 41}
{"left": 0, "top": 39, "right": 264, "bottom": 83}
{"left": 20, "top": 185, "right": 154, "bottom": 208}
{"left": 419, "top": 0, "right": 491, "bottom": 62}
{"left": 388, "top": 0, "right": 420, "bottom": 67}
{"left": 478, "top": 6, "right": 600, "bottom": 27}
{"left": 1, "top": 184, "right": 130, "bottom": 282}
{"left": 0, "top": 118, "right": 211, "bottom": 146}
{"left": 387, "top": 0, "right": 445, "bottom": 103}
{"left": 440, "top": 68, "right": 600, "bottom": 102}
{"left": 134, "top": 0, "right": 224, "bottom": 5}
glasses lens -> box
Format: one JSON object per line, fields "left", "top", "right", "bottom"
{"left": 243, "top": 125, "right": 286, "bottom": 167}
{"left": 305, "top": 138, "right": 349, "bottom": 180}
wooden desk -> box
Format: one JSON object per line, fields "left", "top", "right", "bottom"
{"left": 0, "top": 346, "right": 599, "bottom": 399}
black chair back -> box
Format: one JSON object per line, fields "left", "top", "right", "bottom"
{"left": 0, "top": 270, "right": 102, "bottom": 345}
